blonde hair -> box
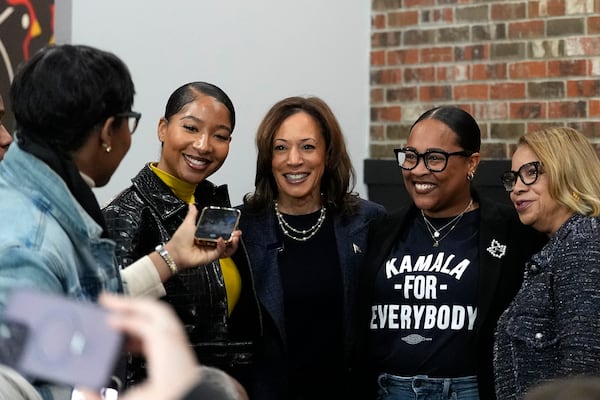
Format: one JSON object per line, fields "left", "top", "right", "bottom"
{"left": 519, "top": 126, "right": 600, "bottom": 216}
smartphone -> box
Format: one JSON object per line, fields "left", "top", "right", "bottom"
{"left": 0, "top": 288, "right": 123, "bottom": 391}
{"left": 194, "top": 206, "right": 241, "bottom": 246}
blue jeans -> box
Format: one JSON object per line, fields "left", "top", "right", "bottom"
{"left": 376, "top": 373, "right": 480, "bottom": 400}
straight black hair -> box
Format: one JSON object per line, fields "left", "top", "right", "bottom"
{"left": 164, "top": 81, "right": 235, "bottom": 133}
{"left": 411, "top": 106, "right": 481, "bottom": 153}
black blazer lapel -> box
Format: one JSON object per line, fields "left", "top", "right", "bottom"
{"left": 476, "top": 199, "right": 511, "bottom": 332}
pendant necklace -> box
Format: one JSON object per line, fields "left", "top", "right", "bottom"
{"left": 274, "top": 201, "right": 326, "bottom": 242}
{"left": 421, "top": 199, "right": 473, "bottom": 247}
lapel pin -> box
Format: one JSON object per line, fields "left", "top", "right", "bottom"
{"left": 487, "top": 239, "right": 506, "bottom": 259}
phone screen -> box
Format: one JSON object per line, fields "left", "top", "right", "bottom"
{"left": 195, "top": 206, "right": 240, "bottom": 244}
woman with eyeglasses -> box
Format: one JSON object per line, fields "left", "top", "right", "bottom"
{"left": 0, "top": 45, "right": 241, "bottom": 399}
{"left": 494, "top": 127, "right": 600, "bottom": 400}
{"left": 351, "top": 106, "right": 546, "bottom": 400}
{"left": 102, "top": 82, "right": 261, "bottom": 390}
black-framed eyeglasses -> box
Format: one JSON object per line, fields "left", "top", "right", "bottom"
{"left": 393, "top": 148, "right": 473, "bottom": 173}
{"left": 115, "top": 111, "right": 142, "bottom": 135}
{"left": 500, "top": 161, "right": 542, "bottom": 192}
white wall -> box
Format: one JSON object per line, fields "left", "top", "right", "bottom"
{"left": 60, "top": 1, "right": 370, "bottom": 206}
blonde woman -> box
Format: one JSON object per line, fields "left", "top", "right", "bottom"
{"left": 495, "top": 127, "right": 600, "bottom": 399}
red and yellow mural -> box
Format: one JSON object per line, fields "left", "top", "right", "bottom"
{"left": 0, "top": 0, "right": 54, "bottom": 130}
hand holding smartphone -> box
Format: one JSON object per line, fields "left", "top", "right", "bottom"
{"left": 0, "top": 288, "right": 123, "bottom": 392}
{"left": 194, "top": 206, "right": 241, "bottom": 247}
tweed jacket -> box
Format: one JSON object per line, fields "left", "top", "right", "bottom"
{"left": 354, "top": 193, "right": 546, "bottom": 400}
{"left": 494, "top": 213, "right": 600, "bottom": 400}
{"left": 236, "top": 198, "right": 387, "bottom": 400}
{"left": 102, "top": 165, "right": 262, "bottom": 377}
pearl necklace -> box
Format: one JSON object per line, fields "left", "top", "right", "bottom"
{"left": 421, "top": 199, "right": 473, "bottom": 247}
{"left": 274, "top": 201, "right": 326, "bottom": 242}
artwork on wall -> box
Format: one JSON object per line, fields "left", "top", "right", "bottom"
{"left": 0, "top": 0, "right": 54, "bottom": 130}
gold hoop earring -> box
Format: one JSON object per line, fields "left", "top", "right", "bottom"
{"left": 467, "top": 171, "right": 474, "bottom": 181}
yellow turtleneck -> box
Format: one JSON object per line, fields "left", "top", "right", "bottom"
{"left": 150, "top": 163, "right": 241, "bottom": 315}
{"left": 150, "top": 163, "right": 197, "bottom": 203}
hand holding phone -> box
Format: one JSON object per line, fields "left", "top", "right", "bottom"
{"left": 194, "top": 206, "right": 241, "bottom": 247}
{"left": 0, "top": 288, "right": 123, "bottom": 392}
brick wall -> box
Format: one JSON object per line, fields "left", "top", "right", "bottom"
{"left": 370, "top": 0, "right": 600, "bottom": 159}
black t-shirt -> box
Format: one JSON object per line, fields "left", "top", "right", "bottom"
{"left": 368, "top": 209, "right": 480, "bottom": 377}
{"left": 277, "top": 210, "right": 344, "bottom": 399}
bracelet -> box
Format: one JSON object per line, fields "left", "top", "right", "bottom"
{"left": 155, "top": 244, "right": 178, "bottom": 275}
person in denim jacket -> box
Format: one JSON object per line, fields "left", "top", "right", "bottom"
{"left": 0, "top": 44, "right": 238, "bottom": 400}
{"left": 494, "top": 127, "right": 600, "bottom": 399}
{"left": 237, "top": 96, "right": 387, "bottom": 400}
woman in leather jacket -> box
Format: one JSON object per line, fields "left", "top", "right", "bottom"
{"left": 102, "top": 82, "right": 261, "bottom": 389}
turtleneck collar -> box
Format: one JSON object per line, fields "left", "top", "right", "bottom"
{"left": 149, "top": 162, "right": 197, "bottom": 204}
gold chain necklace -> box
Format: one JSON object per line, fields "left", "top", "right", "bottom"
{"left": 274, "top": 201, "right": 326, "bottom": 242}
{"left": 421, "top": 199, "right": 473, "bottom": 247}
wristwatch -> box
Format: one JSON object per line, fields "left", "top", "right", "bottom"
{"left": 155, "top": 244, "right": 178, "bottom": 275}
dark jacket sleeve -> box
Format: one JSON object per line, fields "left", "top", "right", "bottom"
{"left": 103, "top": 189, "right": 147, "bottom": 269}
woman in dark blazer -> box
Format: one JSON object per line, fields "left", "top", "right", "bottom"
{"left": 238, "top": 96, "right": 386, "bottom": 400}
